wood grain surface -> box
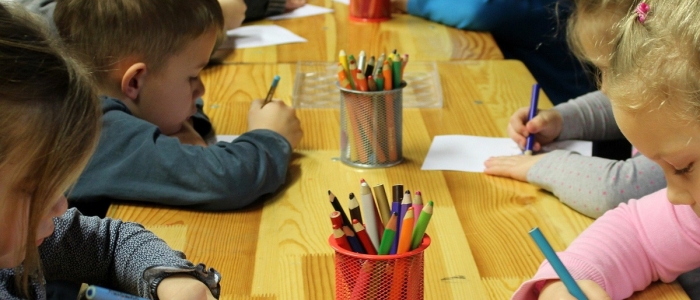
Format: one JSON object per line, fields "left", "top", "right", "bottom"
{"left": 107, "top": 61, "right": 688, "bottom": 299}
{"left": 216, "top": 0, "right": 502, "bottom": 63}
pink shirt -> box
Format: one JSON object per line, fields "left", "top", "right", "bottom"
{"left": 512, "top": 188, "right": 700, "bottom": 300}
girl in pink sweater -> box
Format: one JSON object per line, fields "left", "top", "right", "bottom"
{"left": 513, "top": 0, "right": 700, "bottom": 298}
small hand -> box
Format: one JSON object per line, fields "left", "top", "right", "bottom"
{"left": 507, "top": 107, "right": 563, "bottom": 151}
{"left": 218, "top": 0, "right": 247, "bottom": 31}
{"left": 285, "top": 0, "right": 306, "bottom": 11}
{"left": 248, "top": 99, "right": 303, "bottom": 149}
{"left": 538, "top": 280, "right": 610, "bottom": 300}
{"left": 483, "top": 154, "right": 546, "bottom": 182}
{"left": 391, "top": 0, "right": 408, "bottom": 13}
{"left": 171, "top": 119, "right": 207, "bottom": 146}
{"left": 157, "top": 274, "right": 216, "bottom": 300}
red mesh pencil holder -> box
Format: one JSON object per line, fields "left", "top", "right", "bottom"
{"left": 328, "top": 234, "right": 431, "bottom": 300}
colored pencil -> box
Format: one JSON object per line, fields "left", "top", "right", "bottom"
{"left": 411, "top": 201, "right": 433, "bottom": 250}
{"left": 413, "top": 190, "right": 423, "bottom": 221}
{"left": 85, "top": 285, "right": 148, "bottom": 300}
{"left": 358, "top": 50, "right": 367, "bottom": 74}
{"left": 353, "top": 220, "right": 377, "bottom": 255}
{"left": 261, "top": 75, "right": 280, "bottom": 108}
{"left": 524, "top": 83, "right": 540, "bottom": 155}
{"left": 364, "top": 56, "right": 375, "bottom": 77}
{"left": 397, "top": 207, "right": 415, "bottom": 254}
{"left": 343, "top": 225, "right": 366, "bottom": 254}
{"left": 339, "top": 50, "right": 349, "bottom": 73}
{"left": 367, "top": 75, "right": 378, "bottom": 91}
{"left": 350, "top": 261, "right": 374, "bottom": 299}
{"left": 391, "top": 185, "right": 404, "bottom": 254}
{"left": 391, "top": 53, "right": 402, "bottom": 88}
{"left": 529, "top": 227, "right": 588, "bottom": 300}
{"left": 328, "top": 190, "right": 356, "bottom": 235}
{"left": 372, "top": 184, "right": 392, "bottom": 226}
{"left": 378, "top": 213, "right": 398, "bottom": 255}
{"left": 382, "top": 60, "right": 392, "bottom": 90}
{"left": 333, "top": 224, "right": 351, "bottom": 251}
{"left": 330, "top": 211, "right": 343, "bottom": 229}
{"left": 348, "top": 193, "right": 363, "bottom": 225}
{"left": 336, "top": 63, "right": 352, "bottom": 89}
{"left": 360, "top": 180, "right": 383, "bottom": 250}
{"left": 373, "top": 53, "right": 385, "bottom": 78}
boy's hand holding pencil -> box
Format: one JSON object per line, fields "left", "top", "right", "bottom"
{"left": 247, "top": 74, "right": 303, "bottom": 149}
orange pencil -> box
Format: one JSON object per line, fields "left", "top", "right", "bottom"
{"left": 336, "top": 63, "right": 352, "bottom": 89}
{"left": 396, "top": 207, "right": 415, "bottom": 254}
{"left": 353, "top": 219, "right": 377, "bottom": 255}
{"left": 382, "top": 60, "right": 393, "bottom": 90}
{"left": 355, "top": 72, "right": 369, "bottom": 92}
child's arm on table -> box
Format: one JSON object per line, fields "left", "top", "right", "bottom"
{"left": 486, "top": 91, "right": 659, "bottom": 218}
{"left": 69, "top": 97, "right": 299, "bottom": 211}
{"left": 512, "top": 189, "right": 700, "bottom": 300}
{"left": 40, "top": 209, "right": 220, "bottom": 299}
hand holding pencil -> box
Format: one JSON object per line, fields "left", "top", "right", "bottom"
{"left": 248, "top": 91, "right": 303, "bottom": 148}
{"left": 506, "top": 106, "right": 563, "bottom": 152}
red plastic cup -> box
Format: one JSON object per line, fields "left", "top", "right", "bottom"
{"left": 349, "top": 0, "right": 391, "bottom": 22}
{"left": 328, "top": 234, "right": 430, "bottom": 299}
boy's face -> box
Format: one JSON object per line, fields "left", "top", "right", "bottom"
{"left": 136, "top": 29, "right": 218, "bottom": 135}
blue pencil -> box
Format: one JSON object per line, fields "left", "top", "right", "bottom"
{"left": 524, "top": 83, "right": 540, "bottom": 155}
{"left": 261, "top": 75, "right": 280, "bottom": 108}
{"left": 529, "top": 227, "right": 588, "bottom": 300}
{"left": 85, "top": 285, "right": 148, "bottom": 300}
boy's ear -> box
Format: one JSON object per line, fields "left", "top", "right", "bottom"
{"left": 121, "top": 62, "right": 147, "bottom": 101}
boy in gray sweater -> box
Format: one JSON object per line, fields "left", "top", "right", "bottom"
{"left": 49, "top": 0, "right": 302, "bottom": 214}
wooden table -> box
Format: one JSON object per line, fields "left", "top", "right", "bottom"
{"left": 218, "top": 0, "right": 503, "bottom": 63}
{"left": 107, "top": 60, "right": 688, "bottom": 299}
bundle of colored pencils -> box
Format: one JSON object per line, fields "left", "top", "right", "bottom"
{"left": 328, "top": 179, "right": 433, "bottom": 255}
{"left": 337, "top": 49, "right": 408, "bottom": 92}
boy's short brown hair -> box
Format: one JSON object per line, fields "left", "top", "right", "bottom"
{"left": 54, "top": 0, "right": 224, "bottom": 85}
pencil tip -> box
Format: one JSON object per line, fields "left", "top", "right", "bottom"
{"left": 349, "top": 192, "right": 355, "bottom": 198}
{"left": 405, "top": 190, "right": 410, "bottom": 194}
{"left": 360, "top": 178, "right": 365, "bottom": 183}
{"left": 328, "top": 190, "right": 331, "bottom": 195}
{"left": 415, "top": 190, "right": 421, "bottom": 196}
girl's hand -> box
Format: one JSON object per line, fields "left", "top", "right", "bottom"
{"left": 157, "top": 274, "right": 217, "bottom": 300}
{"left": 483, "top": 154, "right": 546, "bottom": 182}
{"left": 507, "top": 107, "right": 563, "bottom": 151}
{"left": 538, "top": 280, "right": 611, "bottom": 300}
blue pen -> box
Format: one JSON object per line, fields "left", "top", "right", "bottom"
{"left": 524, "top": 83, "right": 540, "bottom": 155}
{"left": 529, "top": 227, "right": 588, "bottom": 300}
{"left": 85, "top": 285, "right": 148, "bottom": 300}
{"left": 261, "top": 75, "right": 280, "bottom": 108}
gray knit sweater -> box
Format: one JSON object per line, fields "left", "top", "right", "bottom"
{"left": 0, "top": 208, "right": 220, "bottom": 299}
{"left": 527, "top": 91, "right": 667, "bottom": 218}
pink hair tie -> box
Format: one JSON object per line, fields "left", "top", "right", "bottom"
{"left": 636, "top": 2, "right": 650, "bottom": 23}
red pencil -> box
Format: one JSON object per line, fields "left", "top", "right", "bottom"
{"left": 333, "top": 224, "right": 351, "bottom": 251}
{"left": 352, "top": 219, "right": 377, "bottom": 255}
{"left": 330, "top": 211, "right": 343, "bottom": 229}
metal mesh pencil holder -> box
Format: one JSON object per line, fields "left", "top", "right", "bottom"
{"left": 339, "top": 82, "right": 406, "bottom": 168}
{"left": 328, "top": 234, "right": 430, "bottom": 300}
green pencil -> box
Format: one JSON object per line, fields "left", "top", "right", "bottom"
{"left": 410, "top": 201, "right": 433, "bottom": 250}
{"left": 391, "top": 53, "right": 402, "bottom": 89}
{"left": 378, "top": 213, "right": 398, "bottom": 255}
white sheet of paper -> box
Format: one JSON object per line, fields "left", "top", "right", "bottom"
{"left": 216, "top": 135, "right": 240, "bottom": 143}
{"left": 333, "top": 0, "right": 349, "bottom": 4}
{"left": 226, "top": 25, "right": 307, "bottom": 49}
{"left": 421, "top": 135, "right": 592, "bottom": 173}
{"left": 267, "top": 4, "right": 334, "bottom": 20}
